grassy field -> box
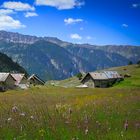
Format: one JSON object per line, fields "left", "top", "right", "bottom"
{"left": 0, "top": 65, "right": 140, "bottom": 140}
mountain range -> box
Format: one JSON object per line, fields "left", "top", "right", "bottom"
{"left": 0, "top": 30, "right": 140, "bottom": 80}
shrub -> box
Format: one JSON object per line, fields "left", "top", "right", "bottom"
{"left": 76, "top": 73, "right": 83, "bottom": 80}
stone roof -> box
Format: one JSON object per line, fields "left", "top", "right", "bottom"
{"left": 0, "top": 73, "right": 10, "bottom": 82}
{"left": 89, "top": 72, "right": 108, "bottom": 80}
{"left": 82, "top": 70, "right": 122, "bottom": 82}
{"left": 104, "top": 71, "right": 121, "bottom": 79}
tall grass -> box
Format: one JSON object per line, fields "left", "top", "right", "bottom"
{"left": 0, "top": 87, "right": 140, "bottom": 139}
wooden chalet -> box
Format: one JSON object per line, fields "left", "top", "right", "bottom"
{"left": 11, "top": 73, "right": 28, "bottom": 89}
{"left": 0, "top": 73, "right": 16, "bottom": 91}
{"left": 81, "top": 71, "right": 123, "bottom": 88}
{"left": 28, "top": 74, "right": 45, "bottom": 86}
{"left": 81, "top": 72, "right": 109, "bottom": 88}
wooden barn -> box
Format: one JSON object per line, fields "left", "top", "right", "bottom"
{"left": 28, "top": 74, "right": 45, "bottom": 86}
{"left": 81, "top": 71, "right": 123, "bottom": 88}
{"left": 81, "top": 72, "right": 109, "bottom": 88}
{"left": 11, "top": 74, "right": 28, "bottom": 89}
{"left": 0, "top": 73, "right": 16, "bottom": 91}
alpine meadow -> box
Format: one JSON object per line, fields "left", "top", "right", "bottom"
{"left": 0, "top": 0, "right": 140, "bottom": 140}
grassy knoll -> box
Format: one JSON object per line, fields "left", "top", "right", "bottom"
{"left": 0, "top": 65, "right": 140, "bottom": 139}
{"left": 110, "top": 65, "right": 140, "bottom": 88}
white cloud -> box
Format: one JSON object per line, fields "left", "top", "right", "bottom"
{"left": 0, "top": 9, "right": 15, "bottom": 15}
{"left": 64, "top": 18, "right": 83, "bottom": 25}
{"left": 2, "top": 1, "right": 35, "bottom": 11}
{"left": 36, "top": 0, "right": 84, "bottom": 10}
{"left": 132, "top": 3, "right": 140, "bottom": 8}
{"left": 0, "top": 15, "right": 25, "bottom": 30}
{"left": 122, "top": 24, "right": 128, "bottom": 28}
{"left": 70, "top": 33, "right": 82, "bottom": 40}
{"left": 25, "top": 12, "right": 38, "bottom": 18}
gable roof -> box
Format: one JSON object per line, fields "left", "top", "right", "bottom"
{"left": 104, "top": 71, "right": 121, "bottom": 79}
{"left": 89, "top": 72, "right": 109, "bottom": 80}
{"left": 81, "top": 72, "right": 109, "bottom": 83}
{"left": 0, "top": 73, "right": 9, "bottom": 82}
{"left": 11, "top": 74, "right": 26, "bottom": 85}
{"left": 0, "top": 73, "right": 16, "bottom": 82}
{"left": 28, "top": 74, "right": 45, "bottom": 85}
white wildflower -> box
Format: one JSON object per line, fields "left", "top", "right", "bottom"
{"left": 12, "top": 106, "right": 18, "bottom": 113}
{"left": 30, "top": 115, "right": 34, "bottom": 119}
{"left": 20, "top": 112, "right": 26, "bottom": 117}
{"left": 85, "top": 127, "right": 89, "bottom": 135}
{"left": 7, "top": 117, "right": 12, "bottom": 122}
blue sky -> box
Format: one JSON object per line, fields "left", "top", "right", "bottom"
{"left": 0, "top": 0, "right": 140, "bottom": 45}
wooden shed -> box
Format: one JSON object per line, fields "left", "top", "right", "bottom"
{"left": 28, "top": 74, "right": 45, "bottom": 86}
{"left": 0, "top": 73, "right": 16, "bottom": 91}
{"left": 81, "top": 72, "right": 109, "bottom": 88}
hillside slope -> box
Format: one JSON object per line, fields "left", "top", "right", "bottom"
{"left": 0, "top": 52, "right": 27, "bottom": 74}
{"left": 50, "top": 65, "right": 140, "bottom": 88}
{"left": 107, "top": 65, "right": 140, "bottom": 88}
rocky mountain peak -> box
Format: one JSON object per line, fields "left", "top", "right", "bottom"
{"left": 0, "top": 30, "right": 39, "bottom": 44}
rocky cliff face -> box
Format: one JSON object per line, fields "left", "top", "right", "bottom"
{"left": 0, "top": 30, "right": 139, "bottom": 80}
